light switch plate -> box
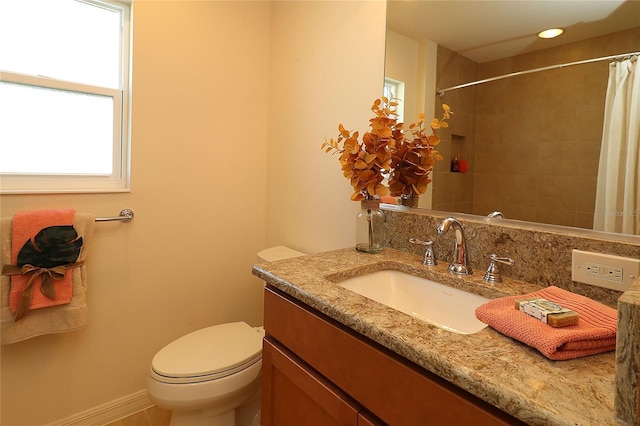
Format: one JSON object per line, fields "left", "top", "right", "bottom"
{"left": 572, "top": 250, "right": 640, "bottom": 291}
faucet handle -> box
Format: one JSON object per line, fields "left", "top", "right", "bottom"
{"left": 409, "top": 238, "right": 437, "bottom": 266}
{"left": 483, "top": 254, "right": 515, "bottom": 284}
{"left": 486, "top": 211, "right": 505, "bottom": 219}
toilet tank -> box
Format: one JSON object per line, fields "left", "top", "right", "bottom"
{"left": 257, "top": 246, "right": 305, "bottom": 262}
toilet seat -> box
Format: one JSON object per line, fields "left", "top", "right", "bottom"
{"left": 150, "top": 322, "right": 264, "bottom": 384}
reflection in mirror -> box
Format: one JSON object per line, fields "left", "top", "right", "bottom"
{"left": 385, "top": 1, "right": 640, "bottom": 236}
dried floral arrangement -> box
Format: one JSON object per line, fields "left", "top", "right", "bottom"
{"left": 322, "top": 97, "right": 452, "bottom": 201}
{"left": 321, "top": 98, "right": 402, "bottom": 201}
{"left": 389, "top": 104, "right": 452, "bottom": 199}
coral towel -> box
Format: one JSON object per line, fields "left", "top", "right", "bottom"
{"left": 10, "top": 209, "right": 76, "bottom": 314}
{"left": 475, "top": 286, "right": 617, "bottom": 360}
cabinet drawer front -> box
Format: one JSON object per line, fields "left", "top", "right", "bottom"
{"left": 264, "top": 286, "right": 524, "bottom": 426}
{"left": 262, "top": 339, "right": 360, "bottom": 426}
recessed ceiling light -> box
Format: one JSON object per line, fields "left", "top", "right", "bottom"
{"left": 538, "top": 28, "right": 564, "bottom": 39}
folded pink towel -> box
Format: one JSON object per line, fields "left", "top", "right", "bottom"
{"left": 10, "top": 209, "right": 76, "bottom": 315}
{"left": 475, "top": 286, "right": 617, "bottom": 360}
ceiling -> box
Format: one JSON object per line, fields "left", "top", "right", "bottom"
{"left": 386, "top": 0, "right": 640, "bottom": 63}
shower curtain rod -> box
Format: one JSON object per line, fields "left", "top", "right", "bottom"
{"left": 436, "top": 51, "right": 640, "bottom": 96}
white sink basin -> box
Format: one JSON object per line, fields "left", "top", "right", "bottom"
{"left": 337, "top": 270, "right": 490, "bottom": 334}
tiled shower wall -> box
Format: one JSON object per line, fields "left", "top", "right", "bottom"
{"left": 432, "top": 47, "right": 478, "bottom": 214}
{"left": 433, "top": 26, "right": 640, "bottom": 229}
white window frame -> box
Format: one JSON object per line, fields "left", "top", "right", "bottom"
{"left": 0, "top": 0, "right": 132, "bottom": 194}
{"left": 384, "top": 77, "right": 405, "bottom": 123}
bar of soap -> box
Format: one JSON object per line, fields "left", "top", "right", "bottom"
{"left": 514, "top": 297, "right": 579, "bottom": 327}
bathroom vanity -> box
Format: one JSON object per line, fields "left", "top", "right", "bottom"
{"left": 262, "top": 286, "right": 523, "bottom": 425}
{"left": 253, "top": 248, "right": 621, "bottom": 426}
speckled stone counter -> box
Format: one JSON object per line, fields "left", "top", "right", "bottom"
{"left": 253, "top": 248, "right": 621, "bottom": 426}
{"left": 616, "top": 280, "right": 640, "bottom": 423}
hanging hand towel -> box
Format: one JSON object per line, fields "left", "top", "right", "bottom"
{"left": 1, "top": 211, "right": 95, "bottom": 344}
{"left": 9, "top": 209, "right": 78, "bottom": 318}
{"left": 475, "top": 286, "right": 617, "bottom": 360}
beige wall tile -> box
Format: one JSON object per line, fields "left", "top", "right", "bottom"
{"left": 537, "top": 141, "right": 580, "bottom": 177}
{"left": 473, "top": 143, "right": 503, "bottom": 174}
{"left": 502, "top": 143, "right": 539, "bottom": 176}
{"left": 453, "top": 172, "right": 474, "bottom": 203}
{"left": 500, "top": 204, "right": 537, "bottom": 223}
{"left": 576, "top": 176, "right": 597, "bottom": 213}
{"left": 473, "top": 173, "right": 502, "bottom": 206}
{"left": 536, "top": 206, "right": 576, "bottom": 227}
{"left": 575, "top": 212, "right": 596, "bottom": 229}
{"left": 537, "top": 175, "right": 578, "bottom": 211}
{"left": 501, "top": 175, "right": 538, "bottom": 206}
{"left": 475, "top": 112, "right": 504, "bottom": 144}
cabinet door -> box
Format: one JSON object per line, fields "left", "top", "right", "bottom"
{"left": 262, "top": 338, "right": 360, "bottom": 426}
{"left": 358, "top": 411, "right": 385, "bottom": 426}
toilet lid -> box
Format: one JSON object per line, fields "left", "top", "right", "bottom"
{"left": 151, "top": 322, "right": 263, "bottom": 383}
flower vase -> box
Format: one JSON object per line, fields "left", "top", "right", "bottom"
{"left": 355, "top": 198, "right": 384, "bottom": 253}
{"left": 400, "top": 194, "right": 420, "bottom": 208}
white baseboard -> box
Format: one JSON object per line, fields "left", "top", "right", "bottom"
{"left": 46, "top": 390, "right": 154, "bottom": 426}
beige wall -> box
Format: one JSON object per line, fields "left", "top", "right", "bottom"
{"left": 383, "top": 31, "right": 438, "bottom": 209}
{"left": 266, "top": 1, "right": 387, "bottom": 254}
{"left": 384, "top": 29, "right": 419, "bottom": 124}
{"left": 0, "top": 1, "right": 386, "bottom": 425}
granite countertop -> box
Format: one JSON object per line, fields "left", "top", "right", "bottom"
{"left": 252, "top": 248, "right": 619, "bottom": 426}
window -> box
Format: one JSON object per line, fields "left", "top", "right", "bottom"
{"left": 383, "top": 77, "right": 405, "bottom": 123}
{"left": 0, "top": 0, "right": 131, "bottom": 193}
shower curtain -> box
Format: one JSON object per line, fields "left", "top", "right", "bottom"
{"left": 593, "top": 56, "right": 640, "bottom": 235}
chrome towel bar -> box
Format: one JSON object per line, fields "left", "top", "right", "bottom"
{"left": 95, "top": 209, "right": 134, "bottom": 223}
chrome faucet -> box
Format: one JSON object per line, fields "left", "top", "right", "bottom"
{"left": 436, "top": 217, "right": 471, "bottom": 275}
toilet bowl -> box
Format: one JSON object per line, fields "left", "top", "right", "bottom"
{"left": 146, "top": 246, "right": 304, "bottom": 426}
{"left": 147, "top": 322, "right": 264, "bottom": 426}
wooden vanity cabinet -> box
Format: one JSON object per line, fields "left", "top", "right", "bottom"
{"left": 262, "top": 339, "right": 382, "bottom": 425}
{"left": 262, "top": 286, "right": 525, "bottom": 426}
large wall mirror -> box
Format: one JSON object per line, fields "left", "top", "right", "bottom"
{"left": 385, "top": 1, "right": 640, "bottom": 237}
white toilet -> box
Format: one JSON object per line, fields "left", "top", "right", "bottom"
{"left": 146, "top": 246, "right": 305, "bottom": 426}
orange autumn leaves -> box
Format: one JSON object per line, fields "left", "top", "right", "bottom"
{"left": 322, "top": 98, "right": 452, "bottom": 201}
{"left": 321, "top": 98, "right": 399, "bottom": 201}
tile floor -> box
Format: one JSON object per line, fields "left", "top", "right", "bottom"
{"left": 105, "top": 406, "right": 171, "bottom": 426}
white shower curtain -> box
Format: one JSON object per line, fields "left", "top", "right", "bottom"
{"left": 594, "top": 56, "right": 640, "bottom": 235}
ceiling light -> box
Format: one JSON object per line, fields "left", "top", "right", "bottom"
{"left": 538, "top": 28, "right": 564, "bottom": 39}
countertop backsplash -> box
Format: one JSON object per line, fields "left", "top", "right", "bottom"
{"left": 383, "top": 205, "right": 640, "bottom": 309}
